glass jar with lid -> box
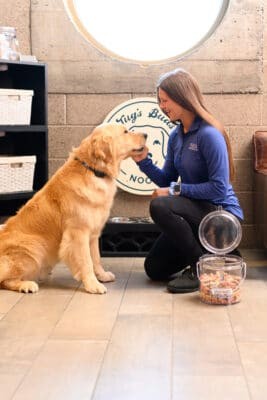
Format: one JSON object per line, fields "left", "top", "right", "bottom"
{"left": 0, "top": 27, "right": 20, "bottom": 61}
{"left": 197, "top": 207, "right": 246, "bottom": 305}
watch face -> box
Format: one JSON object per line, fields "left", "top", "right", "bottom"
{"left": 174, "top": 184, "right": 180, "bottom": 193}
{"left": 169, "top": 181, "right": 181, "bottom": 195}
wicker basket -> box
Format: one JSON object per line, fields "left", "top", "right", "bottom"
{"left": 0, "top": 89, "right": 34, "bottom": 125}
{"left": 0, "top": 155, "right": 36, "bottom": 193}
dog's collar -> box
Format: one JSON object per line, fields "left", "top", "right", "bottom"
{"left": 74, "top": 157, "right": 107, "bottom": 178}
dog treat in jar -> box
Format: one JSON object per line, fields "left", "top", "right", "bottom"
{"left": 197, "top": 208, "right": 246, "bottom": 305}
{"left": 199, "top": 269, "right": 242, "bottom": 305}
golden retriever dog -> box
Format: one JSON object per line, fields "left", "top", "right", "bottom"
{"left": 0, "top": 123, "right": 147, "bottom": 294}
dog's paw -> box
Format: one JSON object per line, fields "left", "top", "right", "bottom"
{"left": 96, "top": 271, "right": 115, "bottom": 283}
{"left": 19, "top": 281, "right": 39, "bottom": 293}
{"left": 84, "top": 279, "right": 107, "bottom": 294}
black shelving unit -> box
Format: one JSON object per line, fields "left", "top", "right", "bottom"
{"left": 0, "top": 60, "right": 48, "bottom": 218}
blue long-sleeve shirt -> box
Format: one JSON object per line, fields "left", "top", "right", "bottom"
{"left": 137, "top": 116, "right": 244, "bottom": 220}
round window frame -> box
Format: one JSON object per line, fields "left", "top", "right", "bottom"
{"left": 63, "top": 0, "right": 230, "bottom": 65}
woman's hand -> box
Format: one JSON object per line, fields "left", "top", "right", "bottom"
{"left": 152, "top": 187, "right": 169, "bottom": 198}
{"left": 131, "top": 145, "right": 149, "bottom": 162}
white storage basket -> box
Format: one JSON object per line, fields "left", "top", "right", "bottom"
{"left": 0, "top": 89, "right": 34, "bottom": 125}
{"left": 0, "top": 155, "right": 36, "bottom": 193}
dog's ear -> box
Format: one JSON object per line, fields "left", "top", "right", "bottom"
{"left": 88, "top": 135, "right": 118, "bottom": 177}
{"left": 91, "top": 135, "right": 114, "bottom": 162}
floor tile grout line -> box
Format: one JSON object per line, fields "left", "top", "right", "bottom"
{"left": 9, "top": 260, "right": 132, "bottom": 400}
{"left": 3, "top": 257, "right": 265, "bottom": 399}
{"left": 2, "top": 293, "right": 39, "bottom": 400}
{"left": 90, "top": 256, "right": 135, "bottom": 400}
{"left": 226, "top": 307, "right": 253, "bottom": 400}
{"left": 170, "top": 294, "right": 174, "bottom": 400}
{"left": 10, "top": 283, "right": 80, "bottom": 400}
{"left": 0, "top": 293, "right": 25, "bottom": 321}
{"left": 47, "top": 280, "right": 82, "bottom": 339}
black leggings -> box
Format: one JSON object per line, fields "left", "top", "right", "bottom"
{"left": 145, "top": 196, "right": 217, "bottom": 280}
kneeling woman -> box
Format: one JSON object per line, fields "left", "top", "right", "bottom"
{"left": 132, "top": 68, "right": 243, "bottom": 293}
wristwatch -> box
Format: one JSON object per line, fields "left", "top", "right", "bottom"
{"left": 169, "top": 180, "right": 181, "bottom": 196}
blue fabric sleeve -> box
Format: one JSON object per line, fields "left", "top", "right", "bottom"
{"left": 180, "top": 130, "right": 229, "bottom": 200}
{"left": 137, "top": 133, "right": 178, "bottom": 187}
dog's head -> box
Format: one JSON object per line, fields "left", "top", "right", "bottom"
{"left": 75, "top": 123, "right": 147, "bottom": 178}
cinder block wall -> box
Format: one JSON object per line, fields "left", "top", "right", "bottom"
{"left": 1, "top": 0, "right": 267, "bottom": 248}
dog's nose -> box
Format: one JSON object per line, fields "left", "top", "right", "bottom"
{"left": 143, "top": 133, "right": 148, "bottom": 139}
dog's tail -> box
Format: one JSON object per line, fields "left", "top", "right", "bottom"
{"left": 0, "top": 256, "right": 12, "bottom": 283}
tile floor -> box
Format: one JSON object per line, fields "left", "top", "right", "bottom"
{"left": 0, "top": 249, "right": 267, "bottom": 400}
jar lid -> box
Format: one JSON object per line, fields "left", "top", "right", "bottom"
{"left": 198, "top": 208, "right": 242, "bottom": 255}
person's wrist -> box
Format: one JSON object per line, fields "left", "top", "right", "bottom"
{"left": 169, "top": 181, "right": 181, "bottom": 196}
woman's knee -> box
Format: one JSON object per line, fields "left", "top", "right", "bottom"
{"left": 149, "top": 197, "right": 169, "bottom": 223}
{"left": 144, "top": 255, "right": 165, "bottom": 281}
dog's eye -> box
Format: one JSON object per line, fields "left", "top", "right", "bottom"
{"left": 124, "top": 130, "right": 128, "bottom": 134}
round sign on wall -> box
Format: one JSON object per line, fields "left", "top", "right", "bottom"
{"left": 103, "top": 97, "right": 175, "bottom": 195}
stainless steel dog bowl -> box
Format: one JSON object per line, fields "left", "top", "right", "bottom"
{"left": 108, "top": 217, "right": 153, "bottom": 224}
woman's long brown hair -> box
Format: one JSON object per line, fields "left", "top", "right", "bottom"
{"left": 156, "top": 68, "right": 235, "bottom": 182}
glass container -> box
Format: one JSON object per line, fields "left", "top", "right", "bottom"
{"left": 0, "top": 27, "right": 20, "bottom": 61}
{"left": 197, "top": 208, "right": 246, "bottom": 305}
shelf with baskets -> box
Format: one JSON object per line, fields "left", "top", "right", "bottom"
{"left": 0, "top": 60, "right": 48, "bottom": 219}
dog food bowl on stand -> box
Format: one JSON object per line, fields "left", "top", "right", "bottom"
{"left": 197, "top": 207, "right": 246, "bottom": 305}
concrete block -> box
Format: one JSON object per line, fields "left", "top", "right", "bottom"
{"left": 48, "top": 126, "right": 94, "bottom": 158}
{"left": 238, "top": 192, "right": 254, "bottom": 224}
{"left": 48, "top": 94, "right": 66, "bottom": 125}
{"left": 45, "top": 59, "right": 261, "bottom": 95}
{"left": 31, "top": 0, "right": 63, "bottom": 10}
{"left": 181, "top": 60, "right": 261, "bottom": 94}
{"left": 66, "top": 94, "right": 130, "bottom": 125}
{"left": 48, "top": 158, "right": 65, "bottom": 178}
{"left": 240, "top": 224, "right": 259, "bottom": 248}
{"left": 264, "top": 0, "right": 267, "bottom": 60}
{"left": 234, "top": 159, "right": 254, "bottom": 192}
{"left": 0, "top": 0, "right": 31, "bottom": 55}
{"left": 46, "top": 60, "right": 165, "bottom": 93}
{"left": 191, "top": 1, "right": 262, "bottom": 60}
{"left": 228, "top": 126, "right": 254, "bottom": 159}
{"left": 219, "top": 61, "right": 261, "bottom": 93}
{"left": 46, "top": 60, "right": 250, "bottom": 94}
{"left": 31, "top": 9, "right": 102, "bottom": 61}
{"left": 263, "top": 63, "right": 267, "bottom": 93}
{"left": 204, "top": 94, "right": 261, "bottom": 125}
{"left": 110, "top": 190, "right": 151, "bottom": 218}
{"left": 262, "top": 95, "right": 267, "bottom": 124}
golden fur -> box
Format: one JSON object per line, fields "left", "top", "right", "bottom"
{"left": 0, "top": 123, "right": 147, "bottom": 294}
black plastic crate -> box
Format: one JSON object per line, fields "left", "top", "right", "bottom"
{"left": 100, "top": 219, "right": 161, "bottom": 257}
